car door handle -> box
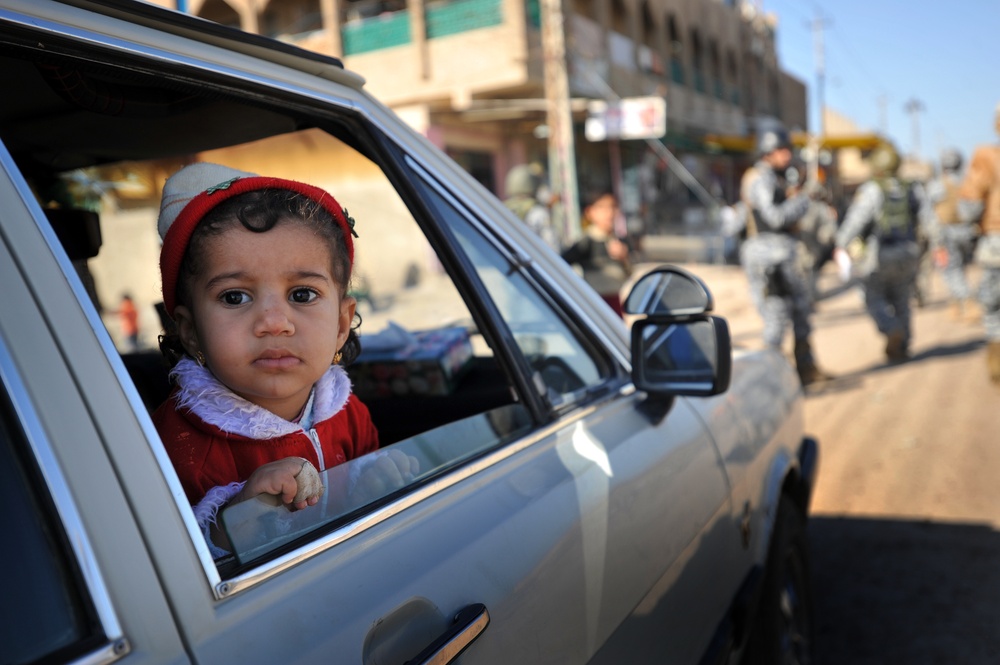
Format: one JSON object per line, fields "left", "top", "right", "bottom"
{"left": 404, "top": 603, "right": 490, "bottom": 665}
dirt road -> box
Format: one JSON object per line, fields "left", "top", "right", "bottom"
{"left": 678, "top": 261, "right": 1000, "bottom": 664}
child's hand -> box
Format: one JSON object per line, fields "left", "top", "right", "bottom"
{"left": 351, "top": 449, "right": 420, "bottom": 503}
{"left": 237, "top": 457, "right": 326, "bottom": 511}
{"left": 607, "top": 238, "right": 629, "bottom": 262}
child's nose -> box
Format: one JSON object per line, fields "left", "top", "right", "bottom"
{"left": 254, "top": 298, "right": 294, "bottom": 336}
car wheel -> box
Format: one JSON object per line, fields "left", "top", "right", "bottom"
{"left": 743, "top": 495, "right": 816, "bottom": 665}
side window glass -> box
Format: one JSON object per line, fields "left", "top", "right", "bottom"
{"left": 0, "top": 389, "right": 104, "bottom": 664}
{"left": 406, "top": 165, "right": 612, "bottom": 407}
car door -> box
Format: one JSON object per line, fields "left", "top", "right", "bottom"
{"left": 0, "top": 151, "right": 191, "bottom": 665}
{"left": 0, "top": 9, "right": 739, "bottom": 663}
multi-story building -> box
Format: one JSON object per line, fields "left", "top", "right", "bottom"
{"left": 149, "top": 0, "right": 807, "bottom": 233}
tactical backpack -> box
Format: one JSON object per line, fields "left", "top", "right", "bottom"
{"left": 873, "top": 177, "right": 918, "bottom": 244}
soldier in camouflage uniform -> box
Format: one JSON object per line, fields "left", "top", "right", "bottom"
{"left": 958, "top": 102, "right": 1000, "bottom": 384}
{"left": 834, "top": 143, "right": 925, "bottom": 363}
{"left": 926, "top": 147, "right": 979, "bottom": 321}
{"left": 740, "top": 128, "right": 832, "bottom": 385}
{"left": 504, "top": 164, "right": 560, "bottom": 252}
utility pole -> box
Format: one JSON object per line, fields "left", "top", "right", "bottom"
{"left": 540, "top": 0, "right": 581, "bottom": 244}
{"left": 903, "top": 97, "right": 925, "bottom": 159}
{"left": 806, "top": 11, "right": 831, "bottom": 183}
{"left": 807, "top": 11, "right": 831, "bottom": 138}
{"left": 877, "top": 93, "right": 888, "bottom": 135}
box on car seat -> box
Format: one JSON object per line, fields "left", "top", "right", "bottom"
{"left": 349, "top": 326, "right": 473, "bottom": 398}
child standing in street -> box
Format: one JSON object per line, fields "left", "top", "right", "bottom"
{"left": 560, "top": 190, "right": 633, "bottom": 316}
{"left": 152, "top": 163, "right": 413, "bottom": 557}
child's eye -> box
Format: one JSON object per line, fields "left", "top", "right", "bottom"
{"left": 290, "top": 288, "right": 318, "bottom": 304}
{"left": 220, "top": 290, "right": 251, "bottom": 306}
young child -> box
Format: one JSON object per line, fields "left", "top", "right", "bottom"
{"left": 152, "top": 163, "right": 412, "bottom": 557}
{"left": 560, "top": 190, "right": 633, "bottom": 316}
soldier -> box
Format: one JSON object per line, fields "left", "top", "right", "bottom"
{"left": 740, "top": 127, "right": 832, "bottom": 385}
{"left": 833, "top": 142, "right": 925, "bottom": 363}
{"left": 927, "top": 148, "right": 979, "bottom": 321}
{"left": 503, "top": 163, "right": 560, "bottom": 252}
{"left": 958, "top": 102, "right": 1000, "bottom": 384}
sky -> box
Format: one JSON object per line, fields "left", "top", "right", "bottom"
{"left": 760, "top": 0, "right": 998, "bottom": 165}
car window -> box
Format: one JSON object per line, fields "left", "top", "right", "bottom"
{"left": 404, "top": 160, "right": 615, "bottom": 408}
{"left": 0, "top": 42, "right": 548, "bottom": 573}
{"left": 0, "top": 383, "right": 105, "bottom": 664}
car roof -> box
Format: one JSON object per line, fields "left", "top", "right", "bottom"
{"left": 1, "top": 0, "right": 377, "bottom": 171}
{"left": 53, "top": 0, "right": 351, "bottom": 78}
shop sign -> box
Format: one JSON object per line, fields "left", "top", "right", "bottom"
{"left": 585, "top": 97, "right": 666, "bottom": 141}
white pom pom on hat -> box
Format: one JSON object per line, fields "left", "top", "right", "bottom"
{"left": 157, "top": 162, "right": 355, "bottom": 317}
{"left": 157, "top": 162, "right": 257, "bottom": 241}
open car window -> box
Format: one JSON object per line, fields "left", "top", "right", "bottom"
{"left": 0, "top": 37, "right": 611, "bottom": 575}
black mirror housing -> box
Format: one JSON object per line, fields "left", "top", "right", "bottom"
{"left": 625, "top": 265, "right": 732, "bottom": 397}
{"left": 631, "top": 316, "right": 732, "bottom": 396}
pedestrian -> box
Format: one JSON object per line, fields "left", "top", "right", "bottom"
{"left": 503, "top": 163, "right": 560, "bottom": 252}
{"left": 958, "top": 102, "right": 1000, "bottom": 384}
{"left": 152, "top": 162, "right": 416, "bottom": 557}
{"left": 115, "top": 292, "right": 140, "bottom": 351}
{"left": 927, "top": 148, "right": 979, "bottom": 321}
{"left": 561, "top": 190, "right": 632, "bottom": 317}
{"left": 833, "top": 142, "right": 926, "bottom": 363}
{"left": 739, "top": 127, "right": 832, "bottom": 385}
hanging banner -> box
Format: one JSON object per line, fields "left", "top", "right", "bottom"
{"left": 585, "top": 97, "right": 667, "bottom": 141}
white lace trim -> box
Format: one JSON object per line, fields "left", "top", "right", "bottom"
{"left": 169, "top": 357, "right": 352, "bottom": 439}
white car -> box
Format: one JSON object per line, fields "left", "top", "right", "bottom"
{"left": 0, "top": 1, "right": 818, "bottom": 664}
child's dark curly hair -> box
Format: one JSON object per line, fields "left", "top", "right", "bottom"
{"left": 159, "top": 188, "right": 362, "bottom": 368}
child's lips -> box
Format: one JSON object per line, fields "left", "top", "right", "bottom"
{"left": 254, "top": 349, "right": 300, "bottom": 369}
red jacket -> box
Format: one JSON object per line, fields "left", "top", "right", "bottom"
{"left": 153, "top": 360, "right": 379, "bottom": 505}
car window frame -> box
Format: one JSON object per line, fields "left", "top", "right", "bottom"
{"left": 0, "top": 12, "right": 631, "bottom": 596}
{"left": 395, "top": 153, "right": 633, "bottom": 408}
{"left": 0, "top": 334, "right": 129, "bottom": 665}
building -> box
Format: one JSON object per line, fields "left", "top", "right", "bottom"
{"left": 148, "top": 0, "right": 807, "bottom": 236}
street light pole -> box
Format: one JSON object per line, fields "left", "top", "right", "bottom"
{"left": 540, "top": 0, "right": 581, "bottom": 244}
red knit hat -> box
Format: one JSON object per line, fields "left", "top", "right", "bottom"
{"left": 158, "top": 163, "right": 356, "bottom": 316}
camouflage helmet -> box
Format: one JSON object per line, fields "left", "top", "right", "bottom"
{"left": 940, "top": 147, "right": 963, "bottom": 172}
{"left": 756, "top": 127, "right": 792, "bottom": 156}
{"left": 869, "top": 143, "right": 901, "bottom": 177}
{"left": 505, "top": 163, "right": 542, "bottom": 197}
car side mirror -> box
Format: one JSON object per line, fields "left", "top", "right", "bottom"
{"left": 624, "top": 266, "right": 732, "bottom": 397}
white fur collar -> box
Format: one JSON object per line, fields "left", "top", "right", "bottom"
{"left": 169, "top": 357, "right": 352, "bottom": 439}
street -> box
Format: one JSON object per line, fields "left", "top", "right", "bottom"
{"left": 677, "top": 260, "right": 1000, "bottom": 664}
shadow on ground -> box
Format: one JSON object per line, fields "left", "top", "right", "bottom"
{"left": 809, "top": 516, "right": 1000, "bottom": 664}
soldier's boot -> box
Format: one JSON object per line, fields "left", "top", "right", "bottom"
{"left": 794, "top": 338, "right": 834, "bottom": 386}
{"left": 885, "top": 330, "right": 909, "bottom": 363}
{"left": 988, "top": 342, "right": 1000, "bottom": 385}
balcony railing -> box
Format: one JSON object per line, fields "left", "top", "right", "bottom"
{"left": 670, "top": 60, "right": 685, "bottom": 85}
{"left": 692, "top": 69, "right": 705, "bottom": 94}
{"left": 342, "top": 10, "right": 411, "bottom": 55}
{"left": 341, "top": 0, "right": 503, "bottom": 55}
{"left": 427, "top": 0, "right": 503, "bottom": 38}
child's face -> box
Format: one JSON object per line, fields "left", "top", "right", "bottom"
{"left": 173, "top": 219, "right": 354, "bottom": 421}
{"left": 585, "top": 194, "right": 617, "bottom": 232}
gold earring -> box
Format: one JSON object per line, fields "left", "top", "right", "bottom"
{"left": 195, "top": 351, "right": 206, "bottom": 366}
{"left": 333, "top": 351, "right": 343, "bottom": 365}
